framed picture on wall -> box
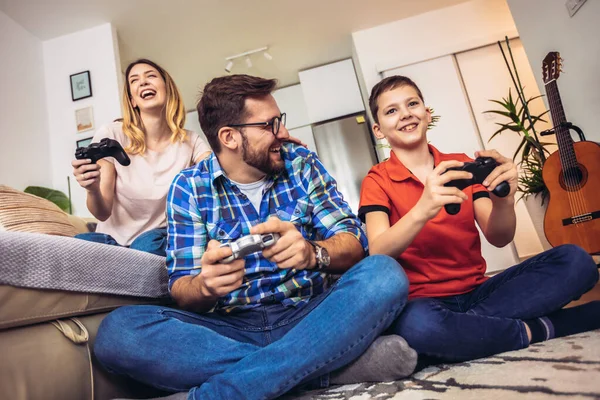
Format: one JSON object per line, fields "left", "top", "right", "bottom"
{"left": 76, "top": 136, "right": 93, "bottom": 149}
{"left": 70, "top": 70, "right": 92, "bottom": 101}
{"left": 75, "top": 106, "right": 94, "bottom": 133}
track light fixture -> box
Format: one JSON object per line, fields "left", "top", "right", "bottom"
{"left": 225, "top": 60, "right": 234, "bottom": 73}
{"left": 224, "top": 46, "right": 272, "bottom": 73}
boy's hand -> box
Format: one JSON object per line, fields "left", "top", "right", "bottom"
{"left": 475, "top": 149, "right": 518, "bottom": 199}
{"left": 251, "top": 216, "right": 314, "bottom": 270}
{"left": 197, "top": 239, "right": 246, "bottom": 298}
{"left": 413, "top": 160, "right": 472, "bottom": 221}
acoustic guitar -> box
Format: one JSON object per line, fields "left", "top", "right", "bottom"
{"left": 542, "top": 52, "right": 600, "bottom": 254}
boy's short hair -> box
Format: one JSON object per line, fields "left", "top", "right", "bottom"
{"left": 369, "top": 76, "right": 424, "bottom": 124}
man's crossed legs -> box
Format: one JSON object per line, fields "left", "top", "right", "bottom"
{"left": 95, "top": 255, "right": 412, "bottom": 400}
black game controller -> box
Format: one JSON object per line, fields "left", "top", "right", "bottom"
{"left": 220, "top": 233, "right": 280, "bottom": 263}
{"left": 75, "top": 138, "right": 131, "bottom": 166}
{"left": 443, "top": 157, "right": 510, "bottom": 215}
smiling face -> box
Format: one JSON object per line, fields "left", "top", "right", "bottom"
{"left": 238, "top": 95, "right": 289, "bottom": 176}
{"left": 373, "top": 85, "right": 431, "bottom": 150}
{"left": 127, "top": 63, "right": 167, "bottom": 112}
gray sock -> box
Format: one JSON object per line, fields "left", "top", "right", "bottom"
{"left": 330, "top": 335, "right": 417, "bottom": 384}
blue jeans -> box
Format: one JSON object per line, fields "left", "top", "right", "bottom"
{"left": 75, "top": 227, "right": 167, "bottom": 256}
{"left": 94, "top": 255, "right": 408, "bottom": 400}
{"left": 390, "top": 244, "right": 598, "bottom": 363}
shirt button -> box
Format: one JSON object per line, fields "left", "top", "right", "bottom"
{"left": 294, "top": 209, "right": 300, "bottom": 214}
{"left": 219, "top": 230, "right": 225, "bottom": 236}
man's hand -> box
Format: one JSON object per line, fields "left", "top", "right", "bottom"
{"left": 250, "top": 216, "right": 315, "bottom": 270}
{"left": 413, "top": 160, "right": 472, "bottom": 222}
{"left": 197, "top": 239, "right": 246, "bottom": 299}
{"left": 475, "top": 149, "right": 518, "bottom": 199}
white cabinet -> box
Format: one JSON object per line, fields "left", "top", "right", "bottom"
{"left": 288, "top": 125, "right": 318, "bottom": 155}
{"left": 299, "top": 59, "right": 365, "bottom": 123}
{"left": 272, "top": 85, "right": 310, "bottom": 130}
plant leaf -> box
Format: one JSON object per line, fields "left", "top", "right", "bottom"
{"left": 24, "top": 186, "right": 70, "bottom": 213}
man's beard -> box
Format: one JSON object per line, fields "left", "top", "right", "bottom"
{"left": 241, "top": 132, "right": 284, "bottom": 175}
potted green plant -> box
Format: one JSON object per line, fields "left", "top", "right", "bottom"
{"left": 24, "top": 186, "right": 71, "bottom": 213}
{"left": 484, "top": 37, "right": 554, "bottom": 205}
{"left": 484, "top": 88, "right": 552, "bottom": 204}
{"left": 484, "top": 37, "right": 557, "bottom": 250}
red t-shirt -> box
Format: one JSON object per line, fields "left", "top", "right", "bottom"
{"left": 359, "top": 145, "right": 490, "bottom": 299}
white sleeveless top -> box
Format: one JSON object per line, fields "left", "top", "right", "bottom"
{"left": 92, "top": 122, "right": 210, "bottom": 245}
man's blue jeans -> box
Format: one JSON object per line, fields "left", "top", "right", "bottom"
{"left": 75, "top": 227, "right": 167, "bottom": 256}
{"left": 94, "top": 255, "right": 408, "bottom": 400}
{"left": 390, "top": 244, "right": 599, "bottom": 363}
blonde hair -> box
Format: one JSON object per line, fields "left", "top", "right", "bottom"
{"left": 121, "top": 59, "right": 187, "bottom": 155}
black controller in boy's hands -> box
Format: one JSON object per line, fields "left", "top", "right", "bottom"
{"left": 443, "top": 157, "right": 510, "bottom": 215}
{"left": 75, "top": 138, "right": 131, "bottom": 166}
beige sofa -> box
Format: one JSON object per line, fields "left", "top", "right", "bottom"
{"left": 0, "top": 186, "right": 166, "bottom": 400}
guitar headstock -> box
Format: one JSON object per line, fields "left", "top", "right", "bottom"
{"left": 542, "top": 52, "right": 562, "bottom": 84}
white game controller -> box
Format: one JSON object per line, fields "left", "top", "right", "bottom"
{"left": 219, "top": 233, "right": 280, "bottom": 263}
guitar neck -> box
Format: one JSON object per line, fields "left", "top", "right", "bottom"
{"left": 545, "top": 80, "right": 577, "bottom": 169}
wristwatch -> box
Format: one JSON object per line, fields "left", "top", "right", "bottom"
{"left": 307, "top": 240, "right": 331, "bottom": 270}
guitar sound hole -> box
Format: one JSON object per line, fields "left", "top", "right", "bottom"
{"left": 559, "top": 164, "right": 588, "bottom": 191}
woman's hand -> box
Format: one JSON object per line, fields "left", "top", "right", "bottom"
{"left": 283, "top": 136, "right": 308, "bottom": 148}
{"left": 72, "top": 159, "right": 101, "bottom": 191}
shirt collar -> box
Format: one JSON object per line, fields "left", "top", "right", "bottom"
{"left": 385, "top": 144, "right": 443, "bottom": 182}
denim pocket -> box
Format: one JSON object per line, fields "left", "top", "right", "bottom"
{"left": 207, "top": 219, "right": 243, "bottom": 242}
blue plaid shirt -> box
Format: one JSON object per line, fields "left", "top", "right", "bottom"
{"left": 166, "top": 143, "right": 367, "bottom": 312}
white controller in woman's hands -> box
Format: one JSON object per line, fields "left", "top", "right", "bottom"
{"left": 219, "top": 233, "right": 280, "bottom": 263}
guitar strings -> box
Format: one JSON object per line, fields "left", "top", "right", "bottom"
{"left": 547, "top": 80, "right": 588, "bottom": 230}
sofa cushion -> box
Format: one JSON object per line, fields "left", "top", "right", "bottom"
{"left": 0, "top": 231, "right": 169, "bottom": 296}
{"left": 0, "top": 185, "right": 78, "bottom": 237}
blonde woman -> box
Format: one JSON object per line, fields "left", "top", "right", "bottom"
{"left": 71, "top": 59, "right": 211, "bottom": 256}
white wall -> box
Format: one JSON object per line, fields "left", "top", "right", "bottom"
{"left": 352, "top": 0, "right": 518, "bottom": 96}
{"left": 0, "top": 10, "right": 51, "bottom": 190}
{"left": 507, "top": 0, "right": 600, "bottom": 143}
{"left": 184, "top": 110, "right": 209, "bottom": 147}
{"left": 43, "top": 23, "right": 122, "bottom": 216}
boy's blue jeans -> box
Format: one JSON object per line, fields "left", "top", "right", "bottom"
{"left": 94, "top": 255, "right": 409, "bottom": 400}
{"left": 390, "top": 244, "right": 599, "bottom": 363}
{"left": 75, "top": 227, "right": 167, "bottom": 256}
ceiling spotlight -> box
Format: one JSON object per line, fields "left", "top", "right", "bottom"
{"left": 224, "top": 46, "right": 271, "bottom": 72}
{"left": 225, "top": 60, "right": 233, "bottom": 73}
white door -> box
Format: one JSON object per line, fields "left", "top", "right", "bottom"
{"left": 456, "top": 38, "right": 555, "bottom": 258}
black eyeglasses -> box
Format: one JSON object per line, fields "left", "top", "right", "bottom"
{"left": 229, "top": 113, "right": 286, "bottom": 136}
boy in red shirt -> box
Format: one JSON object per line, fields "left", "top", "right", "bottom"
{"left": 359, "top": 75, "right": 600, "bottom": 364}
